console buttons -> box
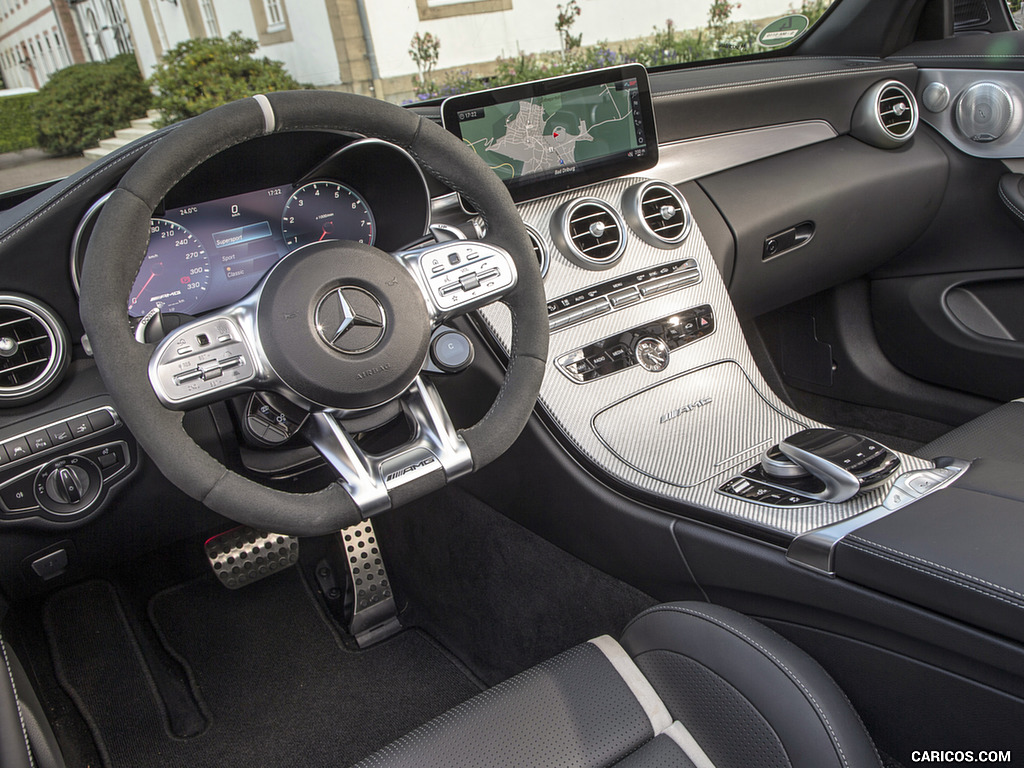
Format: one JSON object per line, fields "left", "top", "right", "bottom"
{"left": 638, "top": 271, "right": 700, "bottom": 298}
{"left": 5, "top": 438, "right": 31, "bottom": 461}
{"left": 0, "top": 473, "right": 38, "bottom": 513}
{"left": 609, "top": 289, "right": 640, "bottom": 308}
{"left": 26, "top": 430, "right": 51, "bottom": 453}
{"left": 88, "top": 410, "right": 115, "bottom": 432}
{"left": 66, "top": 417, "right": 93, "bottom": 439}
{"left": 546, "top": 259, "right": 701, "bottom": 331}
{"left": 77, "top": 443, "right": 129, "bottom": 481}
{"left": 0, "top": 445, "right": 8, "bottom": 466}
{"left": 564, "top": 359, "right": 593, "bottom": 376}
{"left": 719, "top": 476, "right": 815, "bottom": 506}
{"left": 46, "top": 423, "right": 72, "bottom": 446}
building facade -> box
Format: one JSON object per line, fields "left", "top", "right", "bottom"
{"left": 122, "top": 0, "right": 789, "bottom": 102}
{"left": 0, "top": 0, "right": 133, "bottom": 89}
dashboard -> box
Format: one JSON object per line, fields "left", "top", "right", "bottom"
{"left": 70, "top": 135, "right": 432, "bottom": 320}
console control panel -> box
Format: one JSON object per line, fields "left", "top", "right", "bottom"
{"left": 0, "top": 400, "right": 136, "bottom": 525}
{"left": 547, "top": 259, "right": 700, "bottom": 332}
{"left": 556, "top": 304, "right": 715, "bottom": 383}
{"left": 719, "top": 475, "right": 818, "bottom": 507}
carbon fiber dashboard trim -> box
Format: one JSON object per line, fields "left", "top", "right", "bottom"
{"left": 479, "top": 177, "right": 932, "bottom": 536}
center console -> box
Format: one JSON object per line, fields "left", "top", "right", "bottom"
{"left": 441, "top": 64, "right": 958, "bottom": 542}
{"left": 478, "top": 175, "right": 940, "bottom": 537}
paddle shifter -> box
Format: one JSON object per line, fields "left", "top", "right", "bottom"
{"left": 760, "top": 429, "right": 900, "bottom": 503}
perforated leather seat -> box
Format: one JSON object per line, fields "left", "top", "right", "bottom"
{"left": 354, "top": 602, "right": 882, "bottom": 768}
{"left": 915, "top": 400, "right": 1024, "bottom": 463}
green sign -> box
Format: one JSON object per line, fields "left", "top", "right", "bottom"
{"left": 757, "top": 14, "right": 810, "bottom": 48}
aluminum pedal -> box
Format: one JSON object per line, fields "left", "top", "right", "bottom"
{"left": 205, "top": 527, "right": 298, "bottom": 589}
{"left": 339, "top": 519, "right": 400, "bottom": 646}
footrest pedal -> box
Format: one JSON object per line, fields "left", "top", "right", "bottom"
{"left": 205, "top": 527, "right": 299, "bottom": 589}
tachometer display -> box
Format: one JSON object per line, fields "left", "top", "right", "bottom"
{"left": 128, "top": 219, "right": 211, "bottom": 317}
{"left": 281, "top": 181, "right": 375, "bottom": 248}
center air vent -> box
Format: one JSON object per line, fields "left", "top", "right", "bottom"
{"left": 0, "top": 294, "right": 70, "bottom": 406}
{"left": 852, "top": 80, "right": 918, "bottom": 149}
{"left": 623, "top": 181, "right": 693, "bottom": 249}
{"left": 551, "top": 198, "right": 625, "bottom": 270}
{"left": 524, "top": 224, "right": 550, "bottom": 278}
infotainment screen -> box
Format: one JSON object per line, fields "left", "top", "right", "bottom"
{"left": 441, "top": 64, "right": 658, "bottom": 203}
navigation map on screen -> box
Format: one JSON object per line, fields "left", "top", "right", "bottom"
{"left": 442, "top": 66, "right": 656, "bottom": 201}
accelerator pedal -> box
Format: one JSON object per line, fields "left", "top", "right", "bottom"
{"left": 339, "top": 519, "right": 400, "bottom": 647}
{"left": 205, "top": 527, "right": 299, "bottom": 589}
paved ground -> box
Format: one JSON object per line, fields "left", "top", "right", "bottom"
{"left": 0, "top": 148, "right": 93, "bottom": 192}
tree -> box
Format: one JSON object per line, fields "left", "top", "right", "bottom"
{"left": 148, "top": 32, "right": 304, "bottom": 126}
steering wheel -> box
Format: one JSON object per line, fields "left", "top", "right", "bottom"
{"left": 78, "top": 91, "right": 548, "bottom": 536}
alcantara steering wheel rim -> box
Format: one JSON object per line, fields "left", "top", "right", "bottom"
{"left": 79, "top": 91, "right": 548, "bottom": 536}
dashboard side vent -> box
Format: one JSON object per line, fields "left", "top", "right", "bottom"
{"left": 623, "top": 181, "right": 693, "bottom": 249}
{"left": 851, "top": 80, "right": 918, "bottom": 149}
{"left": 524, "top": 224, "right": 550, "bottom": 278}
{"left": 551, "top": 198, "right": 626, "bottom": 270}
{"left": 0, "top": 294, "right": 69, "bottom": 406}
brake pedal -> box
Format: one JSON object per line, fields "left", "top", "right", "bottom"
{"left": 205, "top": 527, "right": 299, "bottom": 589}
{"left": 338, "top": 519, "right": 400, "bottom": 647}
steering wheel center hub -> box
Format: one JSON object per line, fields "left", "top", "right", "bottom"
{"left": 256, "top": 240, "right": 430, "bottom": 410}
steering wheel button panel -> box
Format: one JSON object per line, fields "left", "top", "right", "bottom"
{"left": 404, "top": 242, "right": 516, "bottom": 316}
{"left": 152, "top": 317, "right": 256, "bottom": 406}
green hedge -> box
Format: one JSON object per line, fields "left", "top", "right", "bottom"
{"left": 0, "top": 93, "right": 38, "bottom": 153}
{"left": 34, "top": 53, "right": 152, "bottom": 155}
{"left": 149, "top": 33, "right": 305, "bottom": 126}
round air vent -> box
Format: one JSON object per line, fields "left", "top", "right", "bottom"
{"left": 524, "top": 224, "right": 550, "bottom": 278}
{"left": 472, "top": 219, "right": 549, "bottom": 278}
{"left": 851, "top": 80, "right": 918, "bottom": 149}
{"left": 0, "top": 294, "right": 70, "bottom": 406}
{"left": 551, "top": 198, "right": 625, "bottom": 270}
{"left": 956, "top": 82, "right": 1014, "bottom": 143}
{"left": 622, "top": 181, "right": 692, "bottom": 249}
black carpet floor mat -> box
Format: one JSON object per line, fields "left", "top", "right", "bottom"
{"left": 43, "top": 569, "right": 480, "bottom": 767}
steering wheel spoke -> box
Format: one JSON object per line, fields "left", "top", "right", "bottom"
{"left": 393, "top": 239, "right": 518, "bottom": 325}
{"left": 148, "top": 302, "right": 270, "bottom": 409}
{"left": 305, "top": 376, "right": 473, "bottom": 517}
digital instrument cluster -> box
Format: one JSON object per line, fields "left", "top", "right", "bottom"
{"left": 127, "top": 180, "right": 375, "bottom": 318}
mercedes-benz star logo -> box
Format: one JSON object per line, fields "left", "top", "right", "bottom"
{"left": 315, "top": 286, "right": 386, "bottom": 354}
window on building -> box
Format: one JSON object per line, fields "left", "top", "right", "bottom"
{"left": 52, "top": 28, "right": 70, "bottom": 67}
{"left": 148, "top": 0, "right": 170, "bottom": 50}
{"left": 43, "top": 32, "right": 58, "bottom": 72}
{"left": 199, "top": 0, "right": 220, "bottom": 37}
{"left": 263, "top": 0, "right": 286, "bottom": 31}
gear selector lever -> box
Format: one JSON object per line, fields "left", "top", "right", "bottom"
{"left": 761, "top": 429, "right": 900, "bottom": 503}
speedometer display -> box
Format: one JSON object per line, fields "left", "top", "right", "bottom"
{"left": 281, "top": 181, "right": 375, "bottom": 249}
{"left": 128, "top": 219, "right": 211, "bottom": 317}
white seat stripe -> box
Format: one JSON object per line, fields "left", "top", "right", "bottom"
{"left": 588, "top": 635, "right": 716, "bottom": 768}
{"left": 663, "top": 720, "right": 717, "bottom": 768}
{"left": 589, "top": 635, "right": 671, "bottom": 732}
